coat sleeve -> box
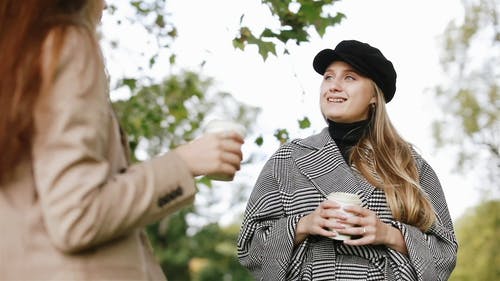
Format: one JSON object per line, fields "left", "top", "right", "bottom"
{"left": 237, "top": 153, "right": 308, "bottom": 281}
{"left": 388, "top": 159, "right": 458, "bottom": 280}
{"left": 32, "top": 28, "right": 197, "bottom": 253}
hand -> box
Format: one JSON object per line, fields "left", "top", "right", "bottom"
{"left": 337, "top": 205, "right": 408, "bottom": 254}
{"left": 294, "top": 200, "right": 347, "bottom": 244}
{"left": 173, "top": 131, "right": 244, "bottom": 177}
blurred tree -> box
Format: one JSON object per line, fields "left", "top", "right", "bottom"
{"left": 112, "top": 71, "right": 260, "bottom": 161}
{"left": 448, "top": 200, "right": 500, "bottom": 281}
{"left": 145, "top": 207, "right": 254, "bottom": 281}
{"left": 105, "top": 0, "right": 345, "bottom": 279}
{"left": 112, "top": 71, "right": 259, "bottom": 280}
{"left": 432, "top": 0, "right": 499, "bottom": 195}
{"left": 434, "top": 2, "right": 499, "bottom": 278}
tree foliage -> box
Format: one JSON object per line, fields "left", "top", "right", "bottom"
{"left": 112, "top": 71, "right": 260, "bottom": 161}
{"left": 432, "top": 0, "right": 499, "bottom": 193}
{"left": 112, "top": 70, "right": 259, "bottom": 280}
{"left": 449, "top": 200, "right": 500, "bottom": 281}
{"left": 233, "top": 0, "right": 345, "bottom": 59}
{"left": 145, "top": 207, "right": 254, "bottom": 281}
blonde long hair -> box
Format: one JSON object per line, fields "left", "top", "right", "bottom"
{"left": 351, "top": 83, "right": 436, "bottom": 231}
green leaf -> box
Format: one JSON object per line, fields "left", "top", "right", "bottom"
{"left": 298, "top": 117, "right": 311, "bottom": 129}
{"left": 197, "top": 176, "right": 213, "bottom": 188}
{"left": 273, "top": 128, "right": 290, "bottom": 144}
{"left": 239, "top": 26, "right": 252, "bottom": 39}
{"left": 256, "top": 40, "right": 276, "bottom": 60}
{"left": 254, "top": 136, "right": 264, "bottom": 146}
{"left": 298, "top": 2, "right": 322, "bottom": 22}
{"left": 260, "top": 28, "right": 277, "bottom": 38}
{"left": 155, "top": 15, "right": 165, "bottom": 28}
{"left": 149, "top": 54, "right": 157, "bottom": 68}
{"left": 121, "top": 78, "right": 137, "bottom": 91}
{"left": 232, "top": 38, "right": 245, "bottom": 51}
{"left": 169, "top": 54, "right": 176, "bottom": 65}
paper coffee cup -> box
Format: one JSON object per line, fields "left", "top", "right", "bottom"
{"left": 327, "top": 192, "right": 362, "bottom": 240}
{"left": 204, "top": 119, "right": 246, "bottom": 181}
{"left": 204, "top": 119, "right": 246, "bottom": 138}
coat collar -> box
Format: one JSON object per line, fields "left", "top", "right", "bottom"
{"left": 291, "top": 128, "right": 374, "bottom": 200}
{"left": 292, "top": 128, "right": 332, "bottom": 150}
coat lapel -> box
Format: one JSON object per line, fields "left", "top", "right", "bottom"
{"left": 292, "top": 128, "right": 372, "bottom": 200}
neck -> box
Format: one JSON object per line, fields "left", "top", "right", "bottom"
{"left": 327, "top": 119, "right": 370, "bottom": 163}
{"left": 328, "top": 119, "right": 370, "bottom": 145}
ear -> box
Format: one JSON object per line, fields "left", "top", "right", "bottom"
{"left": 369, "top": 96, "right": 377, "bottom": 104}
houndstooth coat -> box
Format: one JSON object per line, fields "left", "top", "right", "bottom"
{"left": 237, "top": 128, "right": 457, "bottom": 281}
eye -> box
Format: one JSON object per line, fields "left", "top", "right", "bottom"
{"left": 345, "top": 75, "right": 355, "bottom": 81}
{"left": 324, "top": 74, "right": 334, "bottom": 80}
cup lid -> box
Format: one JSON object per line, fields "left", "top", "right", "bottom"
{"left": 205, "top": 119, "right": 246, "bottom": 137}
{"left": 327, "top": 192, "right": 362, "bottom": 205}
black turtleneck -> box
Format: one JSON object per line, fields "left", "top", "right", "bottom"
{"left": 328, "top": 119, "right": 370, "bottom": 163}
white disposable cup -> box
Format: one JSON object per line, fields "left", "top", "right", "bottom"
{"left": 204, "top": 119, "right": 246, "bottom": 181}
{"left": 326, "top": 192, "right": 362, "bottom": 240}
{"left": 204, "top": 119, "right": 246, "bottom": 138}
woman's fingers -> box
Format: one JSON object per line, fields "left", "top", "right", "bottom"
{"left": 300, "top": 200, "right": 380, "bottom": 240}
{"left": 319, "top": 199, "right": 342, "bottom": 210}
{"left": 174, "top": 132, "right": 244, "bottom": 177}
{"left": 335, "top": 205, "right": 393, "bottom": 246}
{"left": 342, "top": 204, "right": 369, "bottom": 217}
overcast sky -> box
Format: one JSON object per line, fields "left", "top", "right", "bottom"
{"left": 102, "top": 0, "right": 480, "bottom": 225}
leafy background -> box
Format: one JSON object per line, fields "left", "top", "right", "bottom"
{"left": 101, "top": 0, "right": 498, "bottom": 280}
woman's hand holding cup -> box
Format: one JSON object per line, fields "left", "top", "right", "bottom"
{"left": 174, "top": 120, "right": 245, "bottom": 180}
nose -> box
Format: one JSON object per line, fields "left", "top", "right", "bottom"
{"left": 327, "top": 77, "right": 342, "bottom": 93}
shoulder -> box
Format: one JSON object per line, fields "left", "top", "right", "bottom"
{"left": 44, "top": 26, "right": 95, "bottom": 57}
{"left": 291, "top": 128, "right": 331, "bottom": 148}
{"left": 35, "top": 26, "right": 108, "bottom": 122}
{"left": 40, "top": 25, "right": 106, "bottom": 103}
{"left": 268, "top": 136, "right": 313, "bottom": 161}
{"left": 409, "top": 145, "right": 440, "bottom": 181}
{"left": 268, "top": 128, "right": 331, "bottom": 160}
{"left": 269, "top": 142, "right": 296, "bottom": 160}
{"left": 41, "top": 25, "right": 101, "bottom": 81}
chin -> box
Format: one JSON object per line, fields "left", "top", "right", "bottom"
{"left": 322, "top": 111, "right": 343, "bottom": 122}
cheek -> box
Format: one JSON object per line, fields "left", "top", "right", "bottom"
{"left": 352, "top": 85, "right": 374, "bottom": 104}
{"left": 319, "top": 96, "right": 328, "bottom": 115}
{"left": 318, "top": 85, "right": 325, "bottom": 100}
{"left": 319, "top": 84, "right": 327, "bottom": 95}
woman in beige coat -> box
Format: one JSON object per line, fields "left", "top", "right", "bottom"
{"left": 0, "top": 1, "right": 244, "bottom": 280}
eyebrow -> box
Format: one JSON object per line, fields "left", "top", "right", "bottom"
{"left": 324, "top": 67, "right": 361, "bottom": 75}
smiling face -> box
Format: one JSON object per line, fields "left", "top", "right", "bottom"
{"left": 319, "top": 61, "right": 376, "bottom": 123}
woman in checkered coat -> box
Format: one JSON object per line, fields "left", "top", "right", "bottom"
{"left": 237, "top": 40, "right": 458, "bottom": 281}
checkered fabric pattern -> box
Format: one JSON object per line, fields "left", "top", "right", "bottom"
{"left": 237, "top": 128, "right": 457, "bottom": 281}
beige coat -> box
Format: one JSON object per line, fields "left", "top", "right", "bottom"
{"left": 0, "top": 29, "right": 196, "bottom": 280}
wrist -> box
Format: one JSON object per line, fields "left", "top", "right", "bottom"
{"left": 172, "top": 146, "right": 197, "bottom": 176}
{"left": 384, "top": 223, "right": 408, "bottom": 255}
{"left": 384, "top": 223, "right": 397, "bottom": 245}
{"left": 294, "top": 216, "right": 309, "bottom": 245}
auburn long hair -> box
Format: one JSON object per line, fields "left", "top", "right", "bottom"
{"left": 350, "top": 83, "right": 436, "bottom": 231}
{"left": 0, "top": 0, "right": 100, "bottom": 184}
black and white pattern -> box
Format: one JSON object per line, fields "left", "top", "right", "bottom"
{"left": 237, "top": 128, "right": 457, "bottom": 281}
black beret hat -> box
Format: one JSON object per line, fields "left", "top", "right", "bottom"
{"left": 313, "top": 40, "right": 397, "bottom": 103}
